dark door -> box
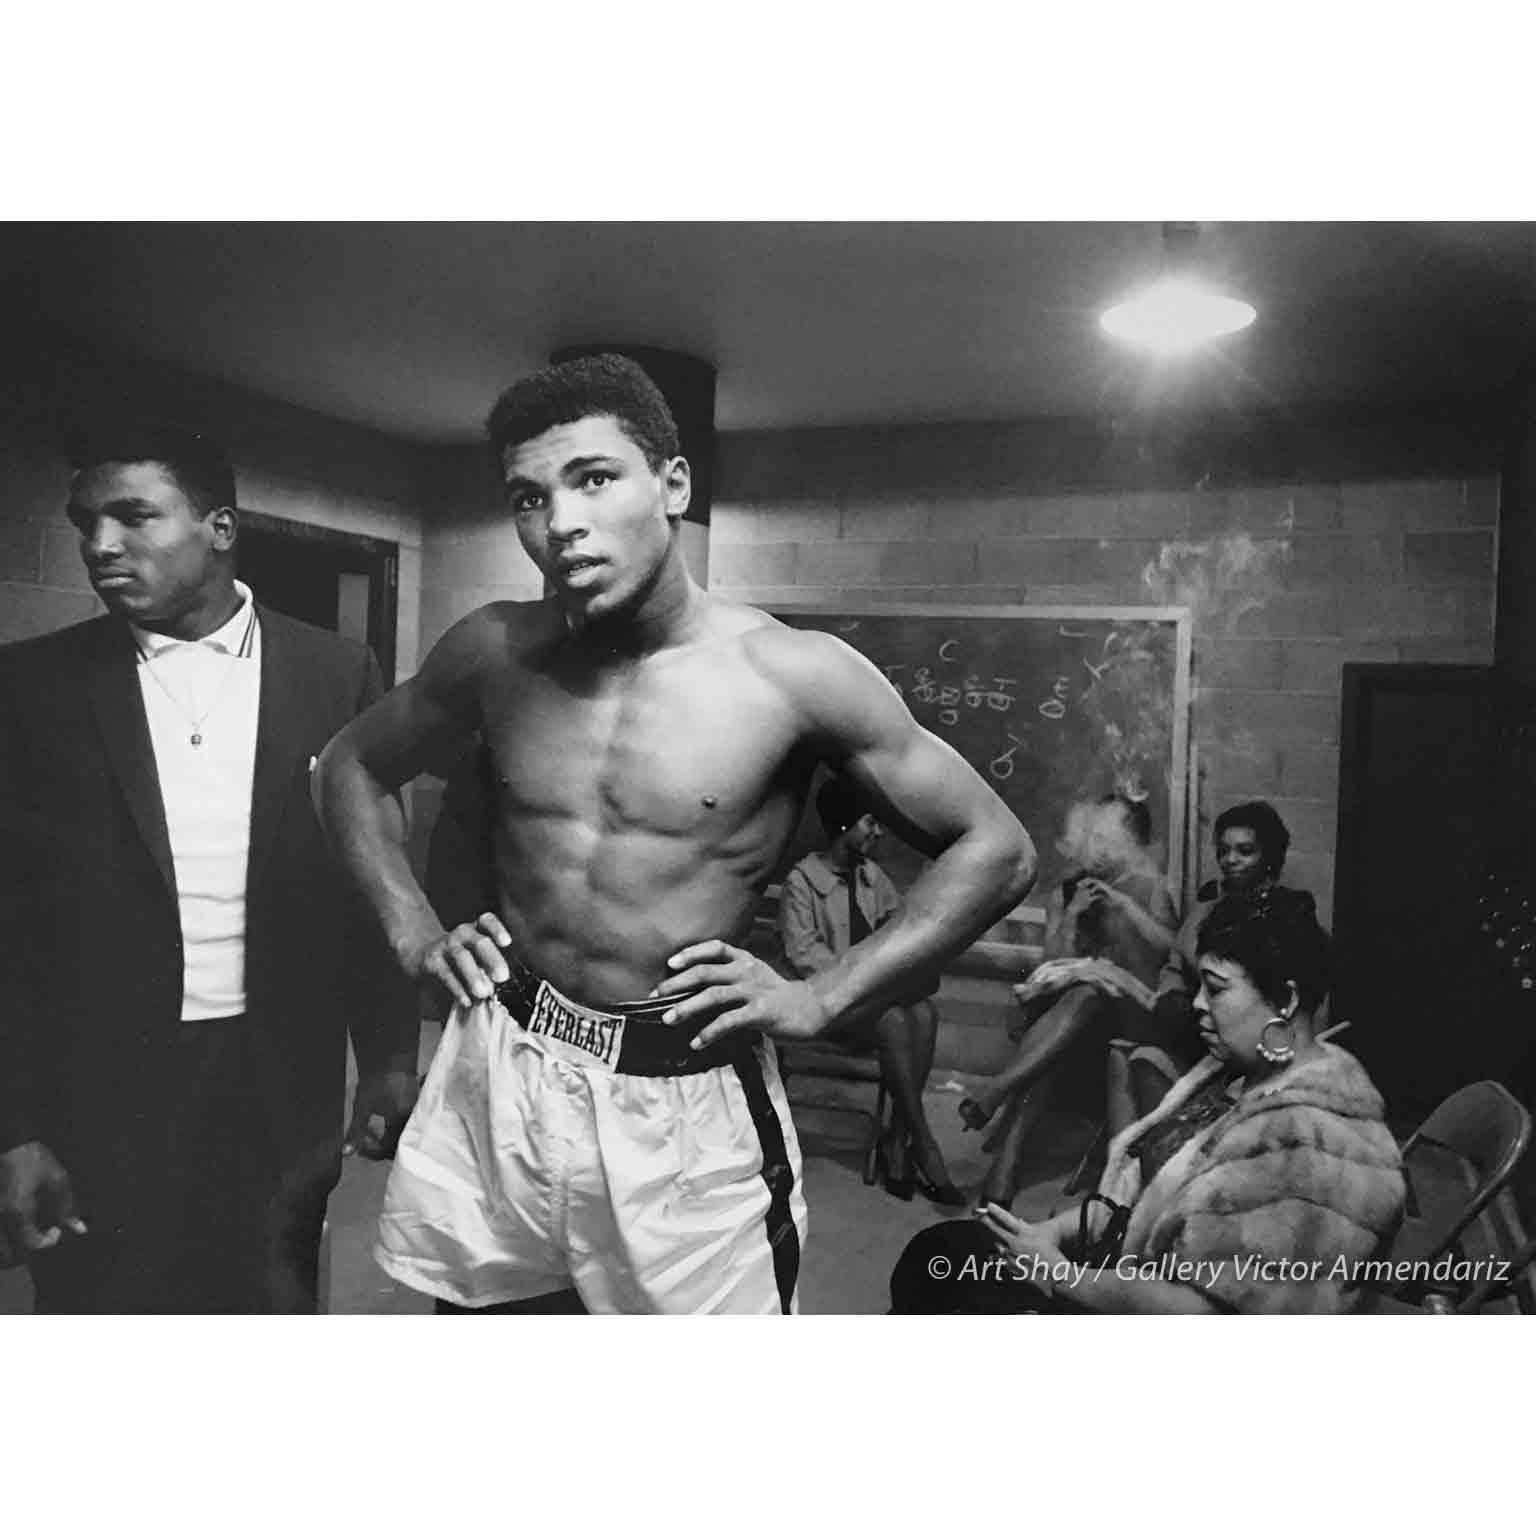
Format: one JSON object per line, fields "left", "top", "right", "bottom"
{"left": 1333, "top": 664, "right": 1498, "bottom": 1120}
{"left": 236, "top": 510, "right": 399, "bottom": 684}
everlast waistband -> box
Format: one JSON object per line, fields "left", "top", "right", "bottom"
{"left": 495, "top": 960, "right": 745, "bottom": 1078}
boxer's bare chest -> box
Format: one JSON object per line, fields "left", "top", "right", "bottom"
{"left": 480, "top": 637, "right": 806, "bottom": 845}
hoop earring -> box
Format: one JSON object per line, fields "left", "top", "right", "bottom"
{"left": 1257, "top": 1018, "right": 1295, "bottom": 1065}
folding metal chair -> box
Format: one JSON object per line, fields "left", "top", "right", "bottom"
{"left": 1384, "top": 1081, "right": 1532, "bottom": 1305}
{"left": 778, "top": 1037, "right": 891, "bottom": 1185}
{"left": 756, "top": 881, "right": 895, "bottom": 1185}
{"left": 1457, "top": 1233, "right": 1536, "bottom": 1313}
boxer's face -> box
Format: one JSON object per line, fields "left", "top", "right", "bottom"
{"left": 501, "top": 415, "right": 690, "bottom": 623}
{"left": 67, "top": 460, "right": 233, "bottom": 635}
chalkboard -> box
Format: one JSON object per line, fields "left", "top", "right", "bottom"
{"left": 771, "top": 604, "right": 1193, "bottom": 907}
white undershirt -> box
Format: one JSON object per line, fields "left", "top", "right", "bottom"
{"left": 132, "top": 581, "right": 262, "bottom": 1021}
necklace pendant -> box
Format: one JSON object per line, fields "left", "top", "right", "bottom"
{"left": 190, "top": 732, "right": 203, "bottom": 747}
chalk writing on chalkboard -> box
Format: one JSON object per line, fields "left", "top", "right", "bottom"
{"left": 850, "top": 621, "right": 1171, "bottom": 798}
{"left": 772, "top": 604, "right": 1193, "bottom": 903}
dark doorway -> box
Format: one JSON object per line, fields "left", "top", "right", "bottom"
{"left": 1333, "top": 664, "right": 1499, "bottom": 1120}
{"left": 236, "top": 509, "right": 399, "bottom": 683}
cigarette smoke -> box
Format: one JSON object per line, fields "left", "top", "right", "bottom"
{"left": 1058, "top": 798, "right": 1156, "bottom": 880}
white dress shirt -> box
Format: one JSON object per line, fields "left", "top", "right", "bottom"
{"left": 132, "top": 581, "right": 262, "bottom": 1021}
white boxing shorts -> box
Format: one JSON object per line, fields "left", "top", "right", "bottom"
{"left": 375, "top": 966, "right": 807, "bottom": 1314}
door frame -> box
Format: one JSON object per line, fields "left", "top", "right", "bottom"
{"left": 237, "top": 508, "right": 400, "bottom": 683}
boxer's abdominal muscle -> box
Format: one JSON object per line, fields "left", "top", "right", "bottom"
{"left": 481, "top": 630, "right": 812, "bottom": 1007}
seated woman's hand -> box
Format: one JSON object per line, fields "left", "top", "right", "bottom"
{"left": 1012, "top": 956, "right": 1094, "bottom": 1004}
{"left": 977, "top": 1202, "right": 1069, "bottom": 1268}
{"left": 1074, "top": 958, "right": 1155, "bottom": 1010}
{"left": 1014, "top": 955, "right": 1154, "bottom": 1012}
{"left": 1074, "top": 876, "right": 1123, "bottom": 910}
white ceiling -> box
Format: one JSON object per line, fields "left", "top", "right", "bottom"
{"left": 10, "top": 221, "right": 1535, "bottom": 443}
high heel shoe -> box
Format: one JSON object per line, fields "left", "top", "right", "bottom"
{"left": 877, "top": 1134, "right": 915, "bottom": 1201}
{"left": 906, "top": 1128, "right": 967, "bottom": 1207}
{"left": 911, "top": 1164, "right": 967, "bottom": 1208}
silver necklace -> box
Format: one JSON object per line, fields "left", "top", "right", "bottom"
{"left": 135, "top": 606, "right": 256, "bottom": 747}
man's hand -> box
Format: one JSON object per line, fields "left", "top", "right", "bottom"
{"left": 0, "top": 1142, "right": 87, "bottom": 1269}
{"left": 345, "top": 1068, "right": 420, "bottom": 1160}
{"left": 399, "top": 911, "right": 512, "bottom": 1010}
{"left": 653, "top": 940, "right": 832, "bottom": 1050}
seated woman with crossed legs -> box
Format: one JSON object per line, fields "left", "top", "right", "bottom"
{"left": 939, "top": 794, "right": 1178, "bottom": 1207}
{"left": 779, "top": 777, "right": 964, "bottom": 1206}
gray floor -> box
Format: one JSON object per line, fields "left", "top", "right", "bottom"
{"left": 1, "top": 1080, "right": 1090, "bottom": 1316}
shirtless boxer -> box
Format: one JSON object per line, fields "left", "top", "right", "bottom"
{"left": 314, "top": 354, "right": 1037, "bottom": 1313}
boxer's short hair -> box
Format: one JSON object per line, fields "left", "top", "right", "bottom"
{"left": 486, "top": 353, "right": 680, "bottom": 472}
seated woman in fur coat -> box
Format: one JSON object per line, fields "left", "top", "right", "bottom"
{"left": 892, "top": 891, "right": 1405, "bottom": 1314}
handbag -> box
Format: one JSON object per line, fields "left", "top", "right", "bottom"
{"left": 1075, "top": 1191, "right": 1133, "bottom": 1267}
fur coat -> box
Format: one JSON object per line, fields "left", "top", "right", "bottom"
{"left": 1107, "top": 1043, "right": 1405, "bottom": 1313}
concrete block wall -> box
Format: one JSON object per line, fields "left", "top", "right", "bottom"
{"left": 0, "top": 427, "right": 102, "bottom": 644}
{"left": 417, "top": 506, "right": 545, "bottom": 656}
{"left": 404, "top": 450, "right": 539, "bottom": 870}
{"left": 710, "top": 446, "right": 1500, "bottom": 928}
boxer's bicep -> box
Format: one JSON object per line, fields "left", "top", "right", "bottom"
{"left": 325, "top": 609, "right": 493, "bottom": 792}
{"left": 756, "top": 627, "right": 1019, "bottom": 863}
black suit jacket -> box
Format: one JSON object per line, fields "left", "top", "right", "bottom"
{"left": 0, "top": 607, "right": 417, "bottom": 1223}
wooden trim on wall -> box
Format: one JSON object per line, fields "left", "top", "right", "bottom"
{"left": 237, "top": 507, "right": 400, "bottom": 683}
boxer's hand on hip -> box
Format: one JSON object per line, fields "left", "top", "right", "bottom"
{"left": 402, "top": 912, "right": 513, "bottom": 1011}
{"left": 0, "top": 1141, "right": 87, "bottom": 1268}
{"left": 653, "top": 940, "right": 832, "bottom": 1049}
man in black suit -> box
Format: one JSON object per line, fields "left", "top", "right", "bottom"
{"left": 0, "top": 425, "right": 419, "bottom": 1312}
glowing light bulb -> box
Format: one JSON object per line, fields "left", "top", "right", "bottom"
{"left": 1099, "top": 275, "right": 1256, "bottom": 354}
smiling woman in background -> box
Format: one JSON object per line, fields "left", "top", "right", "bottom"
{"left": 892, "top": 889, "right": 1404, "bottom": 1313}
{"left": 1111, "top": 800, "right": 1316, "bottom": 1133}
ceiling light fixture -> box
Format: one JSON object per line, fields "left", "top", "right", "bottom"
{"left": 1099, "top": 223, "right": 1256, "bottom": 355}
